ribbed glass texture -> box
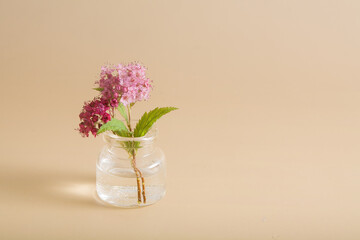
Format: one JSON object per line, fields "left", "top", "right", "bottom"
{"left": 96, "top": 127, "right": 166, "bottom": 207}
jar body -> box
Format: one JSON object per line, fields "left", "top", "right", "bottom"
{"left": 96, "top": 131, "right": 166, "bottom": 207}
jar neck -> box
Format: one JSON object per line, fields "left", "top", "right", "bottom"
{"left": 106, "top": 140, "right": 156, "bottom": 157}
{"left": 103, "top": 129, "right": 157, "bottom": 157}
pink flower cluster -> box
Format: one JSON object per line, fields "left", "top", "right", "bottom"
{"left": 97, "top": 65, "right": 122, "bottom": 108}
{"left": 97, "top": 63, "right": 152, "bottom": 106}
{"left": 118, "top": 63, "right": 152, "bottom": 106}
{"left": 78, "top": 98, "right": 111, "bottom": 137}
{"left": 78, "top": 62, "right": 152, "bottom": 138}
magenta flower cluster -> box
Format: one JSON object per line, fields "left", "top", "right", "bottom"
{"left": 97, "top": 63, "right": 152, "bottom": 107}
{"left": 78, "top": 62, "right": 152, "bottom": 137}
{"left": 78, "top": 98, "right": 111, "bottom": 137}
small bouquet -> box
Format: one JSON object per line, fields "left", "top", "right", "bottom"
{"left": 77, "top": 63, "right": 177, "bottom": 204}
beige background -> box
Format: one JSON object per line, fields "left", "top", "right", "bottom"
{"left": 1, "top": 0, "right": 360, "bottom": 239}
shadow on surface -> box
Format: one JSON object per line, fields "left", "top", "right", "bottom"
{"left": 0, "top": 166, "right": 107, "bottom": 208}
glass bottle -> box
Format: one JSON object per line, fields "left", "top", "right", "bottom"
{"left": 96, "top": 127, "right": 166, "bottom": 207}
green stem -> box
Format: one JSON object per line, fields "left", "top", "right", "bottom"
{"left": 127, "top": 105, "right": 132, "bottom": 132}
{"left": 127, "top": 105, "right": 146, "bottom": 204}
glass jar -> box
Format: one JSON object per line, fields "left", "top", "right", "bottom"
{"left": 96, "top": 127, "right": 166, "bottom": 207}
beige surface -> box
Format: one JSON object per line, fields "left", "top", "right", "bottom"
{"left": 1, "top": 0, "right": 360, "bottom": 239}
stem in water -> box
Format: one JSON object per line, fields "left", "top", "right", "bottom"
{"left": 131, "top": 155, "right": 142, "bottom": 204}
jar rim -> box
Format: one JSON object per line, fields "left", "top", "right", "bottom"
{"left": 103, "top": 126, "right": 157, "bottom": 142}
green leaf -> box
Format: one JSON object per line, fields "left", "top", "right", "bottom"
{"left": 93, "top": 87, "right": 104, "bottom": 92}
{"left": 134, "top": 107, "right": 178, "bottom": 137}
{"left": 117, "top": 103, "right": 129, "bottom": 126}
{"left": 97, "top": 119, "right": 128, "bottom": 136}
